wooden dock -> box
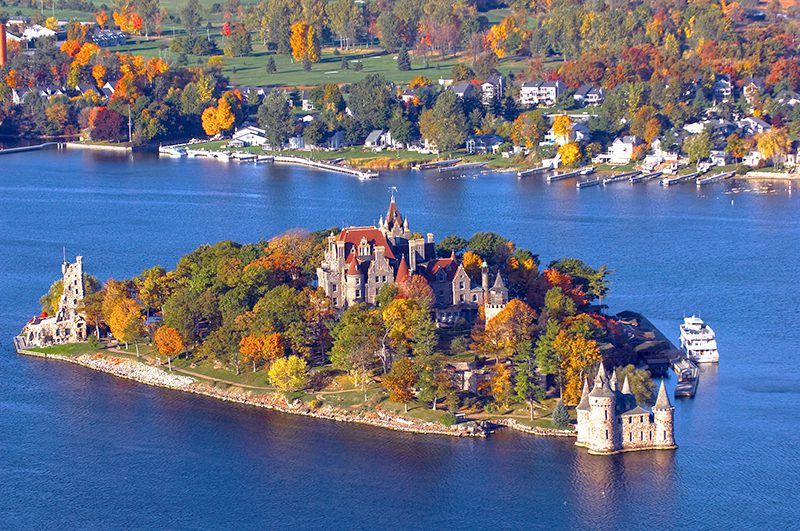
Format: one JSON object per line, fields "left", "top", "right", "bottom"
{"left": 518, "top": 164, "right": 552, "bottom": 178}
{"left": 416, "top": 159, "right": 460, "bottom": 171}
{"left": 272, "top": 155, "right": 378, "bottom": 179}
{"left": 576, "top": 177, "right": 602, "bottom": 188}
{"left": 439, "top": 161, "right": 486, "bottom": 173}
{"left": 547, "top": 168, "right": 582, "bottom": 182}
{"left": 696, "top": 170, "right": 735, "bottom": 187}
{"left": 631, "top": 170, "right": 662, "bottom": 183}
{"left": 602, "top": 170, "right": 641, "bottom": 185}
{"left": 661, "top": 171, "right": 701, "bottom": 186}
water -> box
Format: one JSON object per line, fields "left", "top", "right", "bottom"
{"left": 1, "top": 150, "right": 798, "bottom": 529}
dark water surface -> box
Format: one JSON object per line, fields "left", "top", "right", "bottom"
{"left": 1, "top": 151, "right": 798, "bottom": 529}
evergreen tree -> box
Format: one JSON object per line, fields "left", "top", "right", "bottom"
{"left": 552, "top": 400, "right": 570, "bottom": 428}
{"left": 397, "top": 47, "right": 411, "bottom": 71}
{"left": 266, "top": 56, "right": 276, "bottom": 74}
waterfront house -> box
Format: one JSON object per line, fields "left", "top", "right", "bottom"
{"left": 400, "top": 89, "right": 417, "bottom": 104}
{"left": 739, "top": 116, "right": 771, "bottom": 135}
{"left": 545, "top": 122, "right": 590, "bottom": 146}
{"left": 466, "top": 134, "right": 504, "bottom": 154}
{"left": 365, "top": 129, "right": 385, "bottom": 148}
{"left": 573, "top": 84, "right": 605, "bottom": 106}
{"left": 232, "top": 125, "right": 268, "bottom": 146}
{"left": 595, "top": 135, "right": 641, "bottom": 165}
{"left": 709, "top": 149, "right": 730, "bottom": 166}
{"left": 743, "top": 149, "right": 763, "bottom": 167}
{"left": 301, "top": 90, "right": 314, "bottom": 111}
{"left": 22, "top": 24, "right": 57, "bottom": 41}
{"left": 519, "top": 80, "right": 566, "bottom": 107}
{"left": 480, "top": 75, "right": 505, "bottom": 106}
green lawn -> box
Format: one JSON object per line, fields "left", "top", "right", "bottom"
{"left": 27, "top": 342, "right": 100, "bottom": 357}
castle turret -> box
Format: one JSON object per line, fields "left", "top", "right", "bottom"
{"left": 481, "top": 261, "right": 489, "bottom": 299}
{"left": 396, "top": 255, "right": 410, "bottom": 284}
{"left": 575, "top": 378, "right": 591, "bottom": 446}
{"left": 587, "top": 361, "right": 618, "bottom": 454}
{"left": 652, "top": 379, "right": 677, "bottom": 449}
{"left": 609, "top": 370, "right": 618, "bottom": 392}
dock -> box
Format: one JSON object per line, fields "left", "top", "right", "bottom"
{"left": 576, "top": 177, "right": 602, "bottom": 188}
{"left": 517, "top": 163, "right": 552, "bottom": 178}
{"left": 696, "top": 170, "right": 735, "bottom": 187}
{"left": 272, "top": 155, "right": 378, "bottom": 179}
{"left": 439, "top": 161, "right": 486, "bottom": 173}
{"left": 547, "top": 168, "right": 582, "bottom": 182}
{"left": 670, "top": 355, "right": 699, "bottom": 397}
{"left": 416, "top": 159, "right": 460, "bottom": 171}
{"left": 0, "top": 142, "right": 63, "bottom": 155}
{"left": 630, "top": 170, "right": 662, "bottom": 183}
{"left": 602, "top": 170, "right": 641, "bottom": 185}
{"left": 661, "top": 171, "right": 701, "bottom": 186}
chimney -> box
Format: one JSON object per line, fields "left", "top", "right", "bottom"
{"left": 0, "top": 23, "right": 7, "bottom": 68}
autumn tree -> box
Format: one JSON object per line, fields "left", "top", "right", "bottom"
{"left": 419, "top": 90, "right": 467, "bottom": 152}
{"left": 240, "top": 334, "right": 265, "bottom": 372}
{"left": 415, "top": 354, "right": 455, "bottom": 410}
{"left": 756, "top": 128, "right": 791, "bottom": 167}
{"left": 552, "top": 114, "right": 573, "bottom": 143}
{"left": 383, "top": 356, "right": 416, "bottom": 412}
{"left": 108, "top": 298, "right": 142, "bottom": 350}
{"left": 511, "top": 110, "right": 547, "bottom": 149}
{"left": 558, "top": 142, "right": 581, "bottom": 167}
{"left": 289, "top": 21, "right": 319, "bottom": 63}
{"left": 490, "top": 363, "right": 513, "bottom": 409}
{"left": 202, "top": 97, "right": 236, "bottom": 136}
{"left": 554, "top": 330, "right": 601, "bottom": 405}
{"left": 87, "top": 107, "right": 124, "bottom": 142}
{"left": 331, "top": 304, "right": 383, "bottom": 399}
{"left": 154, "top": 326, "right": 184, "bottom": 370}
{"left": 684, "top": 131, "right": 711, "bottom": 163}
{"left": 268, "top": 355, "right": 310, "bottom": 393}
{"left": 480, "top": 299, "right": 537, "bottom": 360}
{"left": 615, "top": 364, "right": 656, "bottom": 405}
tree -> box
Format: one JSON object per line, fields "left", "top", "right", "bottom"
{"left": 490, "top": 363, "right": 513, "bottom": 409}
{"left": 461, "top": 250, "right": 483, "bottom": 280}
{"left": 436, "top": 235, "right": 468, "bottom": 257}
{"left": 331, "top": 304, "right": 383, "bottom": 399}
{"left": 554, "top": 330, "right": 601, "bottom": 405}
{"left": 108, "top": 298, "right": 142, "bottom": 350}
{"left": 154, "top": 326, "right": 184, "bottom": 370}
{"left": 266, "top": 56, "right": 277, "bottom": 74}
{"left": 202, "top": 97, "right": 236, "bottom": 136}
{"left": 684, "top": 131, "right": 711, "bottom": 163}
{"left": 87, "top": 107, "right": 124, "bottom": 142}
{"left": 615, "top": 364, "right": 656, "bottom": 405}
{"left": 511, "top": 111, "right": 547, "bottom": 149}
{"left": 257, "top": 92, "right": 293, "bottom": 149}
{"left": 327, "top": 0, "right": 363, "bottom": 49}
{"left": 289, "top": 21, "right": 319, "bottom": 63}
{"left": 552, "top": 115, "right": 573, "bottom": 142}
{"left": 180, "top": 0, "right": 204, "bottom": 37}
{"left": 397, "top": 47, "right": 411, "bottom": 71}
{"left": 349, "top": 74, "right": 394, "bottom": 131}
{"left": 416, "top": 355, "right": 454, "bottom": 410}
{"left": 515, "top": 357, "right": 545, "bottom": 420}
{"left": 268, "top": 355, "right": 310, "bottom": 393}
{"left": 757, "top": 128, "right": 791, "bottom": 167}
{"left": 419, "top": 90, "right": 467, "bottom": 152}
{"left": 388, "top": 107, "right": 413, "bottom": 148}
{"left": 558, "top": 142, "right": 581, "bottom": 167}
{"left": 551, "top": 400, "right": 570, "bottom": 428}
{"left": 239, "top": 334, "right": 265, "bottom": 372}
{"left": 383, "top": 356, "right": 416, "bottom": 412}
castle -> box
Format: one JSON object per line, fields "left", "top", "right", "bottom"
{"left": 18, "top": 256, "right": 87, "bottom": 349}
{"left": 575, "top": 361, "right": 677, "bottom": 455}
{"left": 316, "top": 196, "right": 508, "bottom": 324}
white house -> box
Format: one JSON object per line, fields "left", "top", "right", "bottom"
{"left": 365, "top": 129, "right": 385, "bottom": 148}
{"left": 480, "top": 75, "right": 504, "bottom": 106}
{"left": 595, "top": 135, "right": 641, "bottom": 165}
{"left": 712, "top": 75, "right": 733, "bottom": 103}
{"left": 739, "top": 116, "right": 771, "bottom": 135}
{"left": 544, "top": 122, "right": 590, "bottom": 146}
{"left": 742, "top": 78, "right": 765, "bottom": 106}
{"left": 743, "top": 149, "right": 763, "bottom": 167}
{"left": 466, "top": 134, "right": 504, "bottom": 154}
{"left": 519, "top": 80, "right": 566, "bottom": 107}
{"left": 22, "top": 24, "right": 56, "bottom": 41}
{"left": 301, "top": 90, "right": 314, "bottom": 111}
{"left": 232, "top": 125, "right": 267, "bottom": 146}
{"left": 709, "top": 149, "right": 730, "bottom": 166}
{"left": 573, "top": 84, "right": 605, "bottom": 106}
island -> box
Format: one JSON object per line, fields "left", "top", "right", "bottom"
{"left": 16, "top": 197, "right": 675, "bottom": 454}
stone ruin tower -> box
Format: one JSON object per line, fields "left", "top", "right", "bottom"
{"left": 58, "top": 255, "right": 85, "bottom": 322}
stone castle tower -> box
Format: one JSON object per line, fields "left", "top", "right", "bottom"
{"left": 575, "top": 361, "right": 677, "bottom": 455}
{"left": 481, "top": 261, "right": 508, "bottom": 323}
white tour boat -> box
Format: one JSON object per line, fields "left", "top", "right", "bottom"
{"left": 680, "top": 316, "right": 719, "bottom": 363}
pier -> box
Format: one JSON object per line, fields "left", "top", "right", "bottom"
{"left": 602, "top": 170, "right": 641, "bottom": 185}
{"left": 517, "top": 163, "right": 552, "bottom": 178}
{"left": 547, "top": 168, "right": 582, "bottom": 182}
{"left": 439, "top": 161, "right": 486, "bottom": 173}
{"left": 670, "top": 355, "right": 699, "bottom": 397}
{"left": 630, "top": 170, "right": 662, "bottom": 183}
{"left": 696, "top": 171, "right": 735, "bottom": 187}
{"left": 416, "top": 159, "right": 460, "bottom": 170}
{"left": 0, "top": 142, "right": 63, "bottom": 155}
{"left": 272, "top": 155, "right": 378, "bottom": 179}
{"left": 661, "top": 171, "right": 701, "bottom": 186}
{"left": 576, "top": 177, "right": 602, "bottom": 188}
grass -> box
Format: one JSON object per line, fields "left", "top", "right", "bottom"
{"left": 27, "top": 342, "right": 100, "bottom": 356}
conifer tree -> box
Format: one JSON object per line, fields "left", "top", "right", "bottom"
{"left": 397, "top": 47, "right": 411, "bottom": 71}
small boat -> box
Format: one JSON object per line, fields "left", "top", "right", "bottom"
{"left": 680, "top": 316, "right": 719, "bottom": 363}
{"left": 579, "top": 166, "right": 595, "bottom": 175}
{"left": 159, "top": 146, "right": 187, "bottom": 158}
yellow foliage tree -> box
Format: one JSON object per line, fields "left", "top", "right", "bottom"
{"left": 558, "top": 142, "right": 581, "bottom": 167}
{"left": 108, "top": 298, "right": 141, "bottom": 350}
{"left": 552, "top": 115, "right": 573, "bottom": 141}
{"left": 92, "top": 64, "right": 106, "bottom": 87}
{"left": 268, "top": 355, "right": 309, "bottom": 393}
{"left": 461, "top": 250, "right": 483, "bottom": 280}
{"left": 756, "top": 127, "right": 791, "bottom": 166}
{"left": 44, "top": 16, "right": 59, "bottom": 31}
{"left": 306, "top": 25, "right": 319, "bottom": 63}
{"left": 554, "top": 331, "right": 601, "bottom": 405}
{"left": 290, "top": 21, "right": 310, "bottom": 62}
{"left": 409, "top": 75, "right": 432, "bottom": 89}
{"left": 201, "top": 97, "right": 236, "bottom": 136}
{"left": 490, "top": 363, "right": 513, "bottom": 408}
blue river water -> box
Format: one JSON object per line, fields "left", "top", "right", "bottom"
{"left": 1, "top": 150, "right": 798, "bottom": 529}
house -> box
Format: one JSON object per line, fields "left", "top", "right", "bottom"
{"left": 739, "top": 116, "right": 771, "bottom": 135}
{"left": 776, "top": 90, "right": 800, "bottom": 108}
{"left": 683, "top": 118, "right": 736, "bottom": 136}
{"left": 644, "top": 138, "right": 680, "bottom": 168}
{"left": 709, "top": 149, "right": 730, "bottom": 166}
{"left": 448, "top": 82, "right": 478, "bottom": 100}
{"left": 288, "top": 135, "right": 305, "bottom": 150}
{"left": 545, "top": 122, "right": 590, "bottom": 146}
{"left": 327, "top": 130, "right": 347, "bottom": 149}
{"left": 301, "top": 90, "right": 314, "bottom": 111}
{"left": 11, "top": 87, "right": 33, "bottom": 104}
{"left": 365, "top": 129, "right": 385, "bottom": 148}
{"left": 22, "top": 24, "right": 57, "bottom": 41}
{"left": 712, "top": 74, "right": 733, "bottom": 103}
{"left": 466, "top": 134, "right": 504, "bottom": 154}
{"left": 519, "top": 80, "right": 566, "bottom": 107}
{"left": 743, "top": 149, "right": 763, "bottom": 167}
{"left": 480, "top": 75, "right": 504, "bottom": 106}
{"left": 595, "top": 136, "right": 641, "bottom": 165}
{"left": 574, "top": 84, "right": 605, "bottom": 106}
{"left": 232, "top": 125, "right": 267, "bottom": 146}
{"left": 742, "top": 77, "right": 765, "bottom": 106}
{"left": 400, "top": 89, "right": 417, "bottom": 104}
{"left": 784, "top": 141, "right": 800, "bottom": 167}
{"left": 101, "top": 81, "right": 116, "bottom": 99}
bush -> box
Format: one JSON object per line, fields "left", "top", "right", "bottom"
{"left": 87, "top": 334, "right": 101, "bottom": 349}
{"left": 308, "top": 398, "right": 322, "bottom": 409}
{"left": 440, "top": 412, "right": 457, "bottom": 427}
{"left": 552, "top": 400, "right": 570, "bottom": 428}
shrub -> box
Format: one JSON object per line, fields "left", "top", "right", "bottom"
{"left": 440, "top": 412, "right": 457, "bottom": 427}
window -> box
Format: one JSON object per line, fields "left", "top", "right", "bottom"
{"left": 627, "top": 417, "right": 631, "bottom": 424}
{"left": 629, "top": 432, "right": 632, "bottom": 442}
{"left": 459, "top": 295, "right": 465, "bottom": 302}
{"left": 664, "top": 431, "right": 667, "bottom": 440}
{"left": 355, "top": 290, "right": 361, "bottom": 298}
{"left": 605, "top": 430, "right": 608, "bottom": 439}
{"left": 333, "top": 298, "right": 337, "bottom": 305}
{"left": 375, "top": 276, "right": 379, "bottom": 283}
{"left": 356, "top": 278, "right": 360, "bottom": 285}
{"left": 640, "top": 415, "right": 644, "bottom": 423}
{"left": 604, "top": 410, "right": 608, "bottom": 420}
{"left": 332, "top": 285, "right": 337, "bottom": 292}
{"left": 459, "top": 281, "right": 464, "bottom": 289}
{"left": 382, "top": 276, "right": 386, "bottom": 282}
{"left": 472, "top": 294, "right": 478, "bottom": 302}
{"left": 640, "top": 432, "right": 643, "bottom": 441}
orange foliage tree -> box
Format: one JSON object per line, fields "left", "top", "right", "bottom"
{"left": 554, "top": 330, "right": 601, "bottom": 405}
{"left": 154, "top": 326, "right": 184, "bottom": 370}
{"left": 95, "top": 10, "right": 108, "bottom": 28}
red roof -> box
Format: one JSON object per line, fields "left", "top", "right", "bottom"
{"left": 425, "top": 255, "right": 458, "bottom": 282}
{"left": 395, "top": 255, "right": 410, "bottom": 283}
{"left": 337, "top": 227, "right": 395, "bottom": 260}
{"left": 345, "top": 250, "right": 361, "bottom": 276}
{"left": 385, "top": 197, "right": 403, "bottom": 231}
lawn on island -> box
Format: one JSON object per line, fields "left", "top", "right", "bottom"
{"left": 27, "top": 341, "right": 571, "bottom": 430}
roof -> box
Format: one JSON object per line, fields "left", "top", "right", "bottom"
{"left": 337, "top": 227, "right": 395, "bottom": 260}
{"left": 621, "top": 405, "right": 651, "bottom": 416}
{"left": 395, "top": 255, "right": 410, "bottom": 283}
{"left": 484, "top": 74, "right": 503, "bottom": 85}
{"left": 576, "top": 379, "right": 591, "bottom": 411}
{"left": 450, "top": 82, "right": 474, "bottom": 95}
{"left": 365, "top": 129, "right": 383, "bottom": 143}
{"left": 385, "top": 196, "right": 403, "bottom": 231}
{"left": 654, "top": 379, "right": 672, "bottom": 410}
{"left": 575, "top": 84, "right": 593, "bottom": 97}
{"left": 425, "top": 255, "right": 457, "bottom": 282}
{"left": 345, "top": 251, "right": 361, "bottom": 277}
{"left": 491, "top": 272, "right": 507, "bottom": 291}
